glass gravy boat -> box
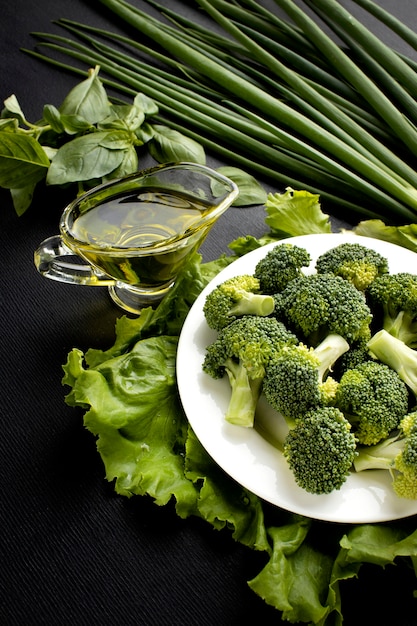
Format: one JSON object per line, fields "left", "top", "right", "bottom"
{"left": 34, "top": 162, "right": 239, "bottom": 314}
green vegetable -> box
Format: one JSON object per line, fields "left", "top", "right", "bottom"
{"left": 61, "top": 188, "right": 417, "bottom": 624}
{"left": 0, "top": 131, "right": 49, "bottom": 189}
{"left": 25, "top": 0, "right": 417, "bottom": 222}
{"left": 254, "top": 242, "right": 311, "bottom": 294}
{"left": 335, "top": 361, "right": 410, "bottom": 445}
{"left": 263, "top": 334, "right": 349, "bottom": 422}
{"left": 368, "top": 273, "right": 417, "bottom": 348}
{"left": 333, "top": 339, "right": 374, "bottom": 379}
{"left": 283, "top": 406, "right": 357, "bottom": 495}
{"left": 202, "top": 315, "right": 298, "bottom": 427}
{"left": 202, "top": 274, "right": 275, "bottom": 331}
{"left": 315, "top": 241, "right": 389, "bottom": 291}
{"left": 273, "top": 272, "right": 373, "bottom": 346}
{"left": 354, "top": 411, "right": 417, "bottom": 499}
{"left": 352, "top": 219, "right": 417, "bottom": 253}
{"left": 368, "top": 329, "right": 417, "bottom": 397}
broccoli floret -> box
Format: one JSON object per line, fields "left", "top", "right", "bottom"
{"left": 335, "top": 360, "right": 410, "bottom": 445}
{"left": 367, "top": 273, "right": 417, "bottom": 348}
{"left": 368, "top": 329, "right": 417, "bottom": 397}
{"left": 203, "top": 315, "right": 299, "bottom": 427}
{"left": 333, "top": 338, "right": 374, "bottom": 379}
{"left": 253, "top": 242, "right": 311, "bottom": 294}
{"left": 354, "top": 411, "right": 417, "bottom": 499}
{"left": 283, "top": 406, "right": 357, "bottom": 494}
{"left": 203, "top": 274, "right": 275, "bottom": 331}
{"left": 315, "top": 241, "right": 389, "bottom": 291}
{"left": 263, "top": 333, "right": 349, "bottom": 422}
{"left": 274, "top": 273, "right": 372, "bottom": 346}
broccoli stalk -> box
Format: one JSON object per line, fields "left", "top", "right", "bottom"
{"left": 367, "top": 329, "right": 417, "bottom": 396}
{"left": 314, "top": 332, "right": 350, "bottom": 384}
{"left": 203, "top": 274, "right": 275, "bottom": 331}
{"left": 224, "top": 358, "right": 263, "bottom": 427}
{"left": 354, "top": 412, "right": 417, "bottom": 499}
{"left": 203, "top": 316, "right": 299, "bottom": 428}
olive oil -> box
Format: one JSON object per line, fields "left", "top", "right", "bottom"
{"left": 68, "top": 188, "right": 213, "bottom": 287}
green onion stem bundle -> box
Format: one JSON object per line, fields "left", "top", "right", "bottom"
{"left": 24, "top": 0, "right": 417, "bottom": 223}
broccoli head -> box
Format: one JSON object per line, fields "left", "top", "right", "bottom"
{"left": 202, "top": 315, "right": 299, "bottom": 427}
{"left": 253, "top": 242, "right": 311, "bottom": 294}
{"left": 203, "top": 274, "right": 275, "bottom": 331}
{"left": 367, "top": 272, "right": 417, "bottom": 348}
{"left": 368, "top": 329, "right": 417, "bottom": 397}
{"left": 263, "top": 333, "right": 349, "bottom": 422}
{"left": 335, "top": 360, "right": 409, "bottom": 445}
{"left": 354, "top": 411, "right": 417, "bottom": 499}
{"left": 274, "top": 273, "right": 372, "bottom": 346}
{"left": 283, "top": 406, "right": 357, "bottom": 494}
{"left": 315, "top": 241, "right": 389, "bottom": 291}
{"left": 333, "top": 338, "right": 374, "bottom": 379}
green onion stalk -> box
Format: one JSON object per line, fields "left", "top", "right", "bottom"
{"left": 25, "top": 0, "right": 417, "bottom": 223}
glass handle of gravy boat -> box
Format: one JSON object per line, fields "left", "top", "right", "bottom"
{"left": 34, "top": 235, "right": 115, "bottom": 286}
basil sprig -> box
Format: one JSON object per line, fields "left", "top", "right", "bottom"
{"left": 0, "top": 66, "right": 206, "bottom": 214}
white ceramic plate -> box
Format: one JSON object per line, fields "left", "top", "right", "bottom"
{"left": 177, "top": 233, "right": 417, "bottom": 523}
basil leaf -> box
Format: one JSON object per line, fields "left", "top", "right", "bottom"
{"left": 0, "top": 131, "right": 49, "bottom": 188}
{"left": 46, "top": 130, "right": 132, "bottom": 184}
{"left": 10, "top": 183, "right": 36, "bottom": 216}
{"left": 43, "top": 104, "right": 65, "bottom": 134}
{"left": 2, "top": 94, "right": 26, "bottom": 125}
{"left": 134, "top": 92, "right": 159, "bottom": 116}
{"left": 59, "top": 65, "right": 111, "bottom": 124}
{"left": 135, "top": 122, "right": 155, "bottom": 145}
{"left": 216, "top": 166, "right": 267, "bottom": 206}
{"left": 44, "top": 104, "right": 93, "bottom": 135}
{"left": 104, "top": 145, "right": 138, "bottom": 181}
{"left": 0, "top": 118, "right": 18, "bottom": 131}
{"left": 59, "top": 114, "right": 94, "bottom": 135}
{"left": 98, "top": 104, "right": 145, "bottom": 132}
{"left": 149, "top": 124, "right": 205, "bottom": 164}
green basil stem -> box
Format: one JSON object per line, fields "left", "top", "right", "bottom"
{"left": 273, "top": 0, "right": 417, "bottom": 157}
{"left": 95, "top": 0, "right": 417, "bottom": 211}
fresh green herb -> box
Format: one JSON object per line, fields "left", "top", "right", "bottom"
{"left": 23, "top": 0, "right": 417, "bottom": 223}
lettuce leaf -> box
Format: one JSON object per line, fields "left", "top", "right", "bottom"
{"left": 352, "top": 219, "right": 417, "bottom": 252}
{"left": 249, "top": 518, "right": 335, "bottom": 624}
{"left": 265, "top": 188, "right": 332, "bottom": 237}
